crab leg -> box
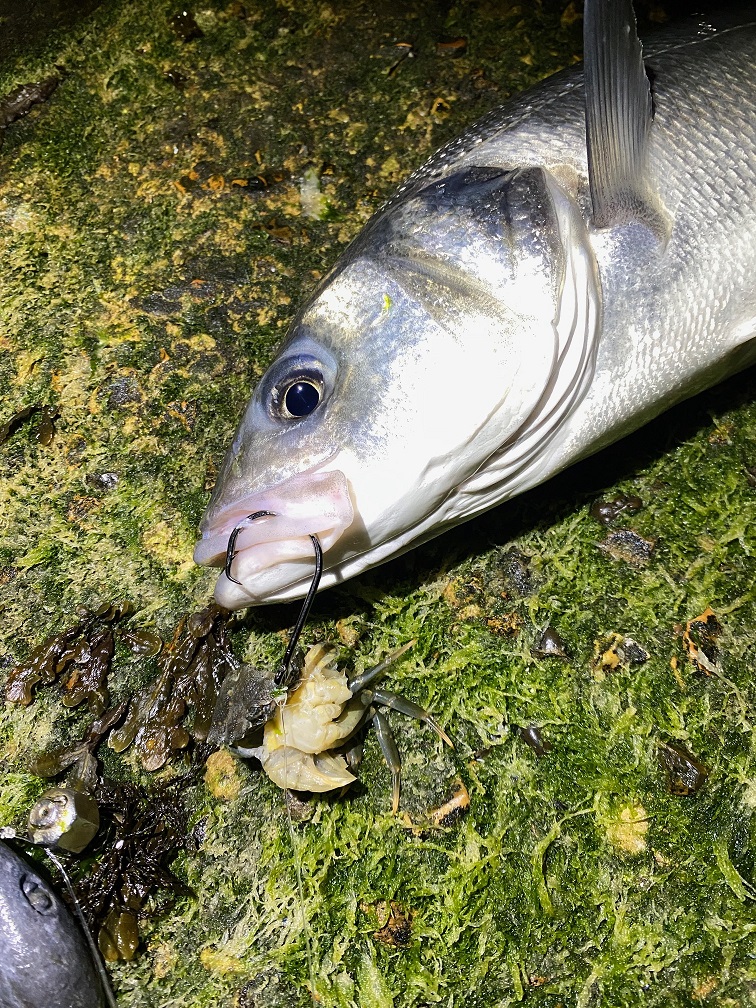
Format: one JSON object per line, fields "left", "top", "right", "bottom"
{"left": 371, "top": 689, "right": 453, "bottom": 747}
{"left": 347, "top": 641, "right": 414, "bottom": 694}
{"left": 372, "top": 710, "right": 401, "bottom": 814}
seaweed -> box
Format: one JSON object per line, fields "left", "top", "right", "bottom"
{"left": 682, "top": 606, "right": 722, "bottom": 675}
{"left": 658, "top": 742, "right": 709, "bottom": 797}
{"left": 108, "top": 604, "right": 236, "bottom": 770}
{"left": 589, "top": 492, "right": 644, "bottom": 526}
{"left": 75, "top": 778, "right": 191, "bottom": 961}
{"left": 5, "top": 603, "right": 133, "bottom": 711}
{"left": 0, "top": 76, "right": 58, "bottom": 130}
{"left": 516, "top": 725, "right": 553, "bottom": 757}
{"left": 29, "top": 701, "right": 128, "bottom": 787}
{"left": 0, "top": 403, "right": 58, "bottom": 445}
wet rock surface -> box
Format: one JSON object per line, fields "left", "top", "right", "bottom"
{"left": 1, "top": 1, "right": 756, "bottom": 1006}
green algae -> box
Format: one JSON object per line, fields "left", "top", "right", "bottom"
{"left": 1, "top": 1, "right": 756, "bottom": 1006}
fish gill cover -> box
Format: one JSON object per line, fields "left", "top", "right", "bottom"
{"left": 0, "top": 0, "right": 755, "bottom": 1006}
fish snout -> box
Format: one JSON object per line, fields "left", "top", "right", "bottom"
{"left": 193, "top": 469, "right": 354, "bottom": 608}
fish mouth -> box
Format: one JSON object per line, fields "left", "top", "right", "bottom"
{"left": 193, "top": 468, "right": 355, "bottom": 608}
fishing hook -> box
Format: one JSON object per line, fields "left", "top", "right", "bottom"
{"left": 224, "top": 510, "right": 276, "bottom": 585}
{"left": 223, "top": 509, "right": 323, "bottom": 688}
{"left": 275, "top": 531, "right": 323, "bottom": 689}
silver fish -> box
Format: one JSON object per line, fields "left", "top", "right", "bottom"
{"left": 0, "top": 840, "right": 103, "bottom": 1008}
{"left": 195, "top": 2, "right": 756, "bottom": 608}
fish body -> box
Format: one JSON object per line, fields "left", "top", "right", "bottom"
{"left": 195, "top": 8, "right": 756, "bottom": 608}
{"left": 0, "top": 840, "right": 103, "bottom": 1008}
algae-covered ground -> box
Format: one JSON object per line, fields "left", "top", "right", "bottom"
{"left": 1, "top": 1, "right": 756, "bottom": 1005}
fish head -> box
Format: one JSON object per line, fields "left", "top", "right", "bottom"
{"left": 0, "top": 841, "right": 103, "bottom": 1008}
{"left": 195, "top": 165, "right": 598, "bottom": 606}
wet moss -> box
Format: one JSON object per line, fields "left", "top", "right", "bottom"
{"left": 1, "top": 0, "right": 756, "bottom": 1006}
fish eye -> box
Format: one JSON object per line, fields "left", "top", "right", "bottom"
{"left": 283, "top": 379, "right": 321, "bottom": 418}
{"left": 20, "top": 875, "right": 55, "bottom": 915}
{"left": 260, "top": 345, "right": 336, "bottom": 424}
{"left": 266, "top": 355, "right": 329, "bottom": 422}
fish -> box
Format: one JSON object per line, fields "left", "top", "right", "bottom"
{"left": 0, "top": 840, "right": 104, "bottom": 1008}
{"left": 194, "top": 1, "right": 756, "bottom": 608}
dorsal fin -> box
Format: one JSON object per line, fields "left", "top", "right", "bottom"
{"left": 583, "top": 0, "right": 669, "bottom": 237}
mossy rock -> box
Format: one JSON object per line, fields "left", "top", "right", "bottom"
{"left": 1, "top": 1, "right": 756, "bottom": 1006}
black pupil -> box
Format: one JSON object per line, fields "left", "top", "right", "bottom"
{"left": 285, "top": 381, "right": 320, "bottom": 417}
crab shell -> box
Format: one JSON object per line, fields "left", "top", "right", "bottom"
{"left": 256, "top": 643, "right": 367, "bottom": 792}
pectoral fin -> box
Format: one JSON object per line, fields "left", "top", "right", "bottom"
{"left": 583, "top": 0, "right": 670, "bottom": 239}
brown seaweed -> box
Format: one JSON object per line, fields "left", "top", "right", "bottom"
{"left": 0, "top": 77, "right": 59, "bottom": 129}
{"left": 362, "top": 900, "right": 414, "bottom": 948}
{"left": 13, "top": 599, "right": 239, "bottom": 772}
{"left": 75, "top": 778, "right": 190, "bottom": 961}
{"left": 682, "top": 607, "right": 721, "bottom": 675}
{"left": 59, "top": 628, "right": 115, "bottom": 714}
{"left": 107, "top": 663, "right": 190, "bottom": 772}
{"left": 6, "top": 616, "right": 90, "bottom": 706}
{"left": 435, "top": 37, "right": 467, "bottom": 58}
{"left": 516, "top": 725, "right": 553, "bottom": 757}
{"left": 108, "top": 604, "right": 236, "bottom": 770}
{"left": 120, "top": 627, "right": 163, "bottom": 657}
{"left": 169, "top": 9, "right": 203, "bottom": 41}
{"left": 589, "top": 493, "right": 643, "bottom": 526}
{"left": 659, "top": 742, "right": 709, "bottom": 796}
{"left": 29, "top": 702, "right": 129, "bottom": 789}
{"left": 6, "top": 602, "right": 133, "bottom": 709}
{"left": 0, "top": 404, "right": 58, "bottom": 445}
{"left": 205, "top": 660, "right": 283, "bottom": 752}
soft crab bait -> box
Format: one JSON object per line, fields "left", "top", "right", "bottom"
{"left": 233, "top": 641, "right": 453, "bottom": 812}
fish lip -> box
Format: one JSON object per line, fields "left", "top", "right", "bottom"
{"left": 193, "top": 466, "right": 355, "bottom": 602}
